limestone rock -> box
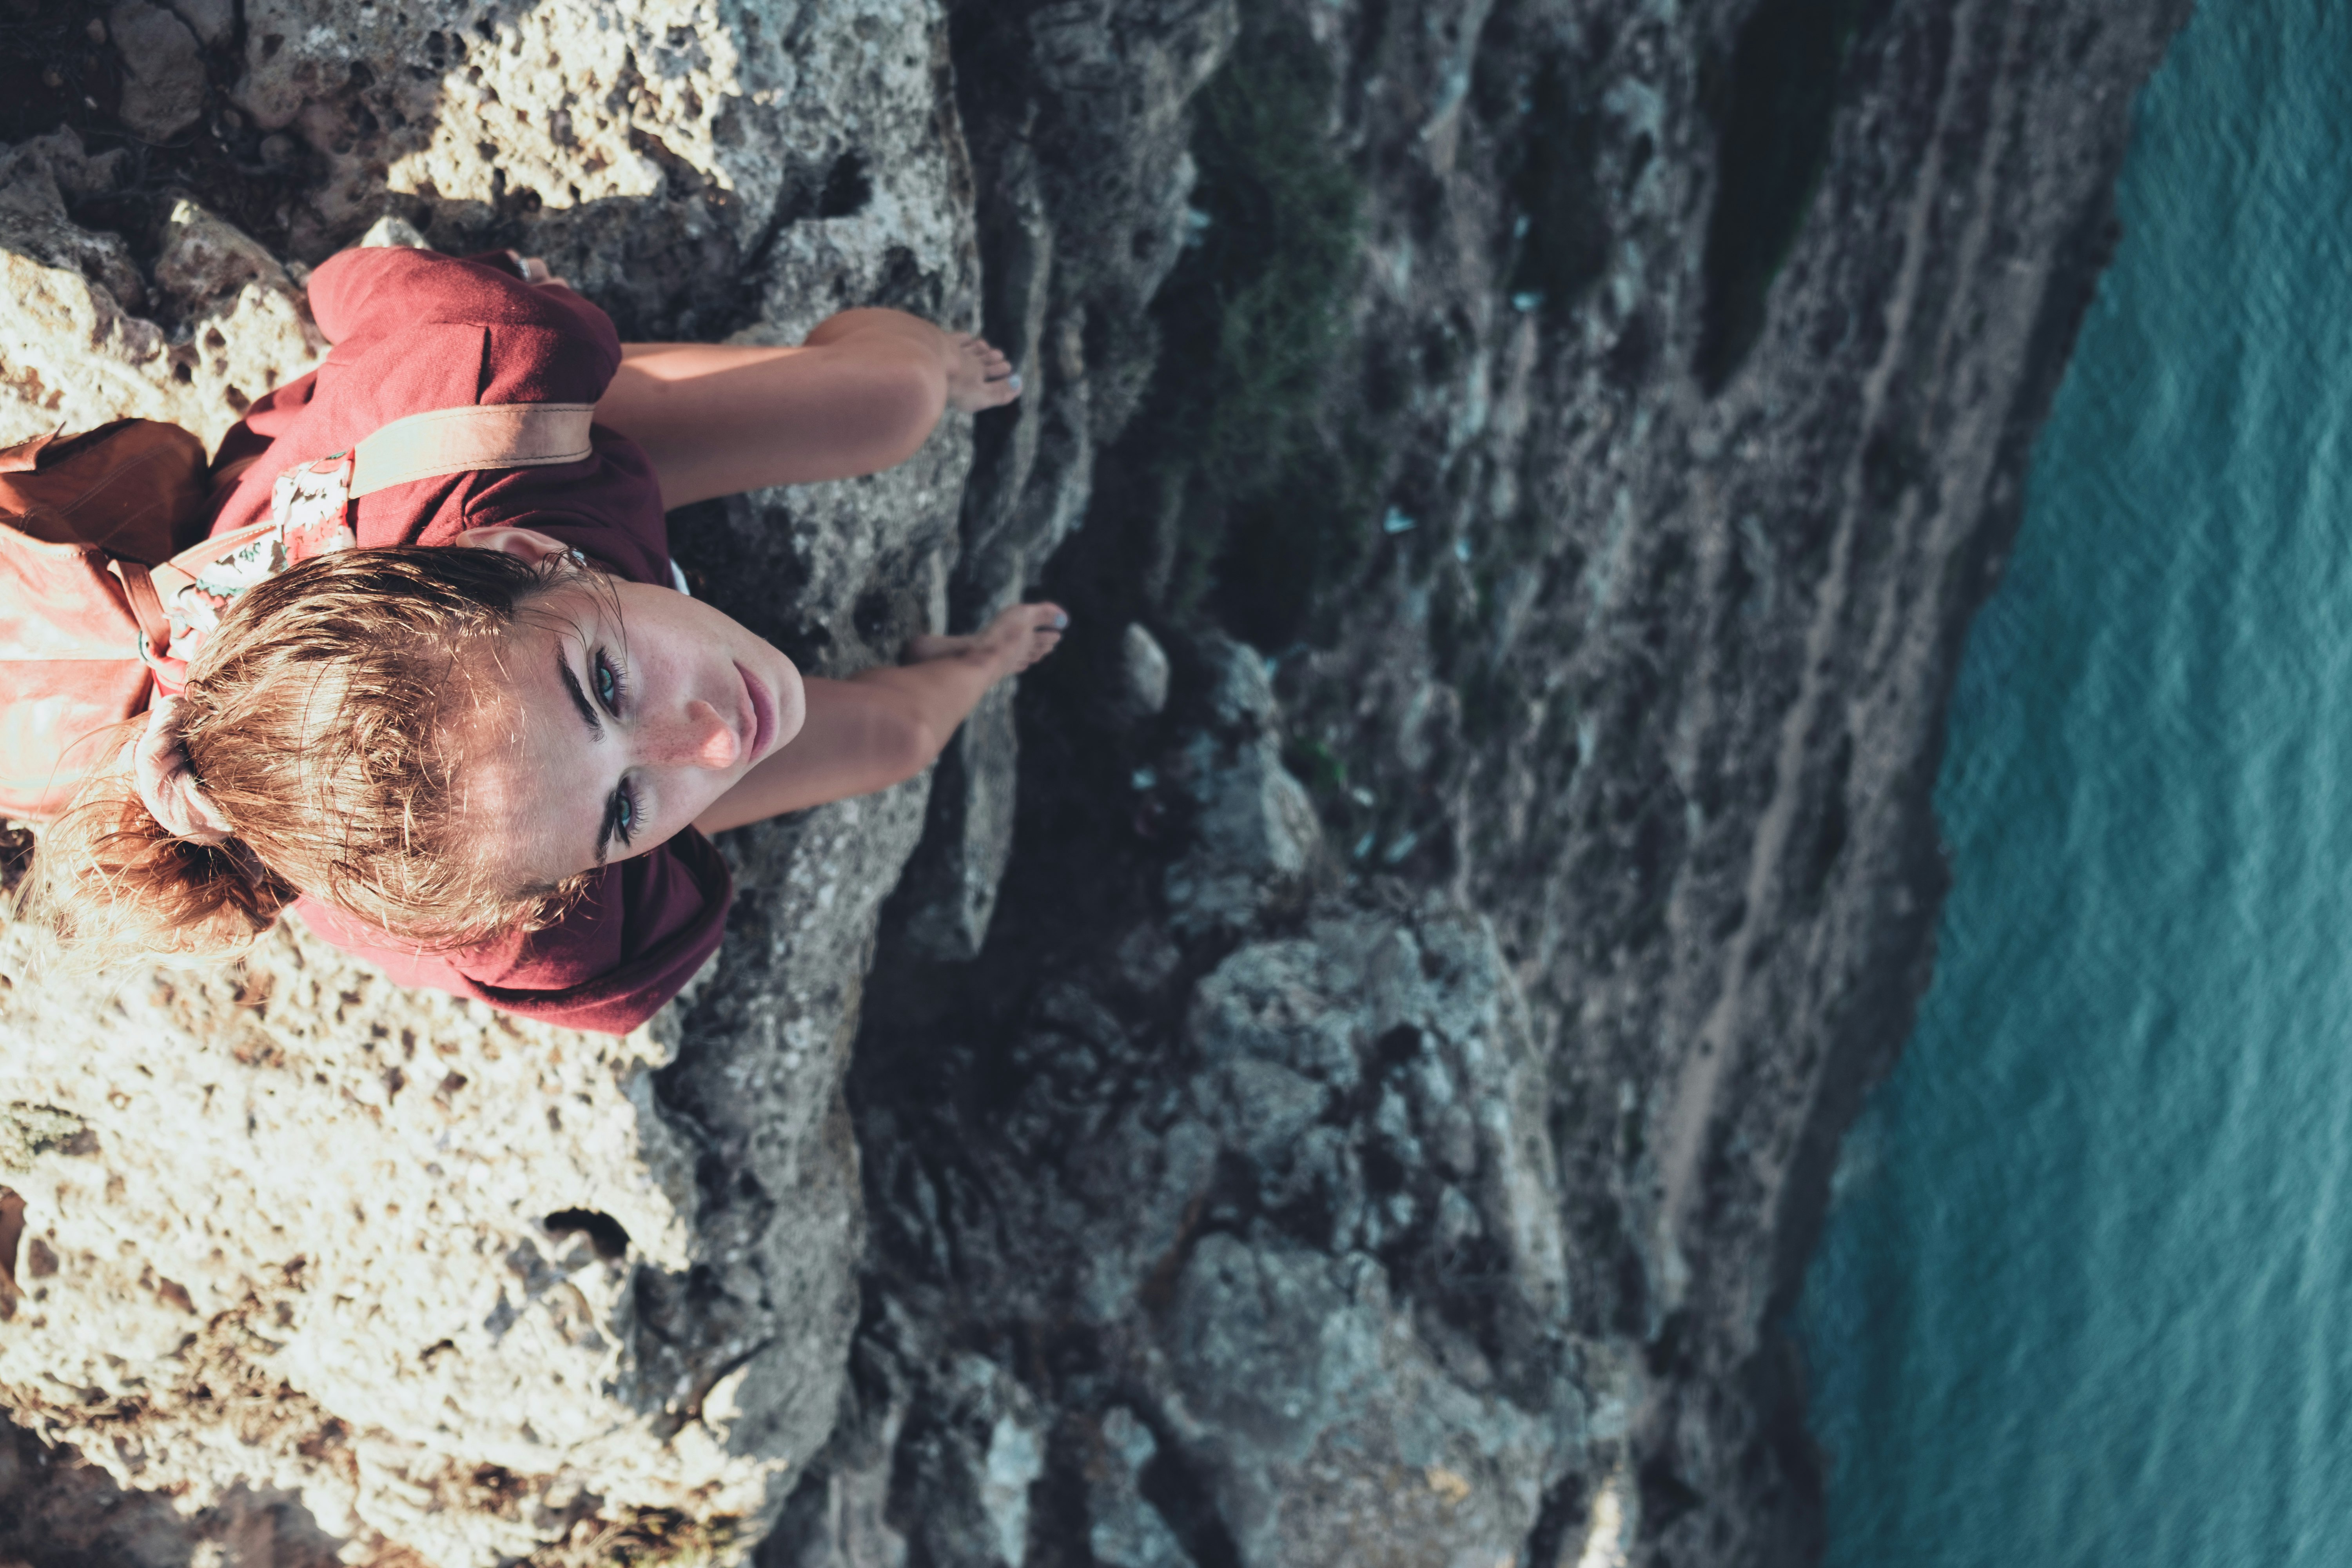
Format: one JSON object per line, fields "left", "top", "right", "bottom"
{"left": 153, "top": 199, "right": 299, "bottom": 321}
{"left": 0, "top": 143, "right": 324, "bottom": 453}
{"left": 0, "top": 132, "right": 142, "bottom": 311}
{"left": 228, "top": 0, "right": 977, "bottom": 343}
{"left": 1164, "top": 1234, "right": 1551, "bottom": 1566}
{"left": 168, "top": 0, "right": 236, "bottom": 45}
{"left": 0, "top": 923, "right": 762, "bottom": 1566}
{"left": 881, "top": 0, "right": 1238, "bottom": 965}
{"left": 0, "top": 0, "right": 985, "bottom": 1557}
{"left": 355, "top": 213, "right": 430, "bottom": 249}
{"left": 108, "top": 1, "right": 208, "bottom": 143}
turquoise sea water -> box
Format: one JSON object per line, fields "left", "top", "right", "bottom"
{"left": 1796, "top": 4, "right": 2352, "bottom": 1565}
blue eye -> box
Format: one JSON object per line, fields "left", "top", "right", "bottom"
{"left": 611, "top": 779, "right": 642, "bottom": 846}
{"left": 593, "top": 650, "right": 622, "bottom": 711}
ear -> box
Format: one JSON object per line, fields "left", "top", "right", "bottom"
{"left": 447, "top": 524, "right": 574, "bottom": 563}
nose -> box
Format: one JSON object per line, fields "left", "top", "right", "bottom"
{"left": 644, "top": 698, "right": 739, "bottom": 771}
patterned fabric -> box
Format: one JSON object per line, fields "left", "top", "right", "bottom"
{"left": 142, "top": 452, "right": 359, "bottom": 695}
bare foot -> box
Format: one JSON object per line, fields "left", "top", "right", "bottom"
{"left": 946, "top": 333, "right": 1022, "bottom": 412}
{"left": 906, "top": 602, "right": 1067, "bottom": 677}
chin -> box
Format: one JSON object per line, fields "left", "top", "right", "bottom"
{"left": 772, "top": 660, "right": 809, "bottom": 751}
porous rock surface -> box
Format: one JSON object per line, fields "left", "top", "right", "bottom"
{"left": 0, "top": 0, "right": 984, "bottom": 1560}
{"left": 0, "top": 0, "right": 2191, "bottom": 1564}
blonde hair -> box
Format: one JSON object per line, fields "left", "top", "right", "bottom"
{"left": 28, "top": 544, "right": 608, "bottom": 967}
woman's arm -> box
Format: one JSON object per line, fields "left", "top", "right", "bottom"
{"left": 597, "top": 313, "right": 1020, "bottom": 509}
{"left": 692, "top": 602, "right": 1065, "bottom": 833}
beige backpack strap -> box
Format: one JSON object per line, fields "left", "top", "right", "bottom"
{"left": 347, "top": 403, "right": 596, "bottom": 498}
{"left": 113, "top": 560, "right": 168, "bottom": 655}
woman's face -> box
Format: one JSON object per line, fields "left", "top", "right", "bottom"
{"left": 451, "top": 530, "right": 806, "bottom": 887}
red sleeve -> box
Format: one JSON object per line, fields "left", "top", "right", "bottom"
{"left": 306, "top": 247, "right": 620, "bottom": 380}
{"left": 293, "top": 828, "right": 732, "bottom": 1036}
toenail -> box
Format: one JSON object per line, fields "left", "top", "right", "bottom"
{"left": 1006, "top": 372, "right": 1024, "bottom": 393}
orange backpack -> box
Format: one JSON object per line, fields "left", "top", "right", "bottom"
{"left": 0, "top": 402, "right": 595, "bottom": 820}
{"left": 0, "top": 421, "right": 240, "bottom": 819}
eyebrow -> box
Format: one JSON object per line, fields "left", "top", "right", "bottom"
{"left": 554, "top": 642, "right": 617, "bottom": 866}
{"left": 556, "top": 645, "right": 602, "bottom": 737}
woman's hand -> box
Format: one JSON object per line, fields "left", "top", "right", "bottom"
{"left": 692, "top": 603, "right": 1067, "bottom": 833}
{"left": 601, "top": 311, "right": 1019, "bottom": 508}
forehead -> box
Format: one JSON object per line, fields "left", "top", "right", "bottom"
{"left": 445, "top": 602, "right": 608, "bottom": 889}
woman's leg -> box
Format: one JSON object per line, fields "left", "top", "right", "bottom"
{"left": 598, "top": 311, "right": 1018, "bottom": 509}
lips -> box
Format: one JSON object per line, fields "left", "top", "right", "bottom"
{"left": 737, "top": 661, "right": 777, "bottom": 762}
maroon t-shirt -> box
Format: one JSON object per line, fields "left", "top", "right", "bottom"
{"left": 209, "top": 246, "right": 730, "bottom": 1035}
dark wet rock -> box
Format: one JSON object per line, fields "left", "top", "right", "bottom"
{"left": 828, "top": 885, "right": 1583, "bottom": 1568}
{"left": 0, "top": 0, "right": 2195, "bottom": 1559}
{"left": 1160, "top": 639, "right": 1324, "bottom": 939}
{"left": 814, "top": 0, "right": 2196, "bottom": 1564}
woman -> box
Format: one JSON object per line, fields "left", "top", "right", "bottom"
{"left": 37, "top": 244, "right": 1062, "bottom": 1034}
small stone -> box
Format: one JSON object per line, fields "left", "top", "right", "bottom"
{"left": 258, "top": 132, "right": 297, "bottom": 168}
{"left": 1207, "top": 637, "right": 1276, "bottom": 729}
{"left": 358, "top": 213, "right": 430, "bottom": 249}
{"left": 85, "top": 16, "right": 107, "bottom": 42}
{"left": 1113, "top": 622, "right": 1170, "bottom": 722}
{"left": 107, "top": 2, "right": 206, "bottom": 143}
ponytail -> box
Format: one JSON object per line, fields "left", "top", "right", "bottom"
{"left": 25, "top": 734, "right": 296, "bottom": 969}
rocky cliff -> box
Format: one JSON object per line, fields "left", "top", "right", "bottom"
{"left": 0, "top": 0, "right": 2189, "bottom": 1563}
